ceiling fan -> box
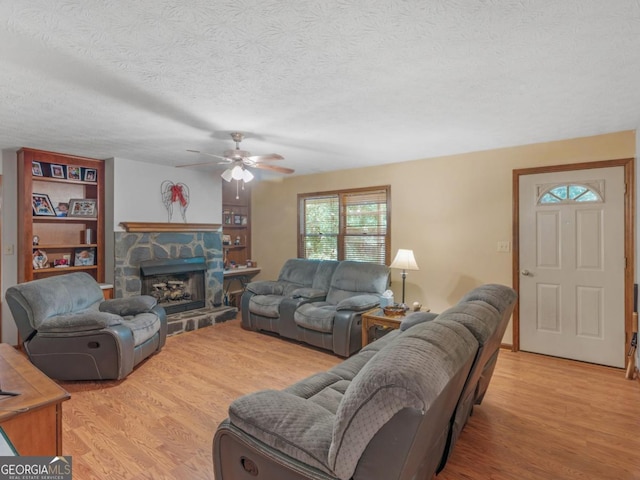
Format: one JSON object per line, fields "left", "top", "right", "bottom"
{"left": 180, "top": 132, "right": 294, "bottom": 183}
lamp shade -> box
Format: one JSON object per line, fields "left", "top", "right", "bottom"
{"left": 221, "top": 168, "right": 233, "bottom": 182}
{"left": 390, "top": 249, "right": 419, "bottom": 271}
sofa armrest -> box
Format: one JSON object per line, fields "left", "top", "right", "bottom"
{"left": 229, "top": 390, "right": 335, "bottom": 475}
{"left": 99, "top": 295, "right": 157, "bottom": 316}
{"left": 336, "top": 294, "right": 380, "bottom": 312}
{"left": 246, "top": 280, "right": 284, "bottom": 296}
{"left": 291, "top": 287, "right": 327, "bottom": 301}
{"left": 37, "top": 310, "right": 122, "bottom": 333}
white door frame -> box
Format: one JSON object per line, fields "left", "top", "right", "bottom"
{"left": 512, "top": 158, "right": 635, "bottom": 365}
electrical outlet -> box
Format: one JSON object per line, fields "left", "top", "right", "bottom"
{"left": 497, "top": 241, "right": 511, "bottom": 253}
{"left": 3, "top": 244, "right": 14, "bottom": 255}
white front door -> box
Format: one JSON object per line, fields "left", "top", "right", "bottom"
{"left": 519, "top": 167, "right": 626, "bottom": 367}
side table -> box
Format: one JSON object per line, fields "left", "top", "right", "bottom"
{"left": 0, "top": 344, "right": 70, "bottom": 455}
{"left": 361, "top": 307, "right": 430, "bottom": 346}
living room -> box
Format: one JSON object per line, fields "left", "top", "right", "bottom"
{"left": 0, "top": 2, "right": 639, "bottom": 479}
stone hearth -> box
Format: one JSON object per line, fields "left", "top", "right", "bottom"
{"left": 115, "top": 223, "right": 231, "bottom": 334}
{"left": 166, "top": 306, "right": 238, "bottom": 336}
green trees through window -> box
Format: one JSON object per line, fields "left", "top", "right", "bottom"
{"left": 298, "top": 186, "right": 390, "bottom": 264}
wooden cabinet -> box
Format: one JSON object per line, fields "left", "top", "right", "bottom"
{"left": 0, "top": 344, "right": 70, "bottom": 455}
{"left": 18, "top": 148, "right": 105, "bottom": 283}
{"left": 222, "top": 180, "right": 252, "bottom": 267}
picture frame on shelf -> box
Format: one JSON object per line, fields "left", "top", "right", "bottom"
{"left": 222, "top": 234, "right": 231, "bottom": 245}
{"left": 55, "top": 202, "right": 69, "bottom": 217}
{"left": 32, "top": 193, "right": 56, "bottom": 216}
{"left": 73, "top": 247, "right": 96, "bottom": 266}
{"left": 50, "top": 164, "right": 65, "bottom": 179}
{"left": 233, "top": 215, "right": 242, "bottom": 225}
{"left": 84, "top": 168, "right": 97, "bottom": 182}
{"left": 68, "top": 198, "right": 97, "bottom": 217}
{"left": 32, "top": 161, "right": 43, "bottom": 176}
{"left": 67, "top": 166, "right": 81, "bottom": 180}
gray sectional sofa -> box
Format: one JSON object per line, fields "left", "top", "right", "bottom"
{"left": 214, "top": 284, "right": 517, "bottom": 480}
{"left": 241, "top": 259, "right": 390, "bottom": 357}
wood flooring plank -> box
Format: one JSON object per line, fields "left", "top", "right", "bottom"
{"left": 59, "top": 318, "right": 640, "bottom": 480}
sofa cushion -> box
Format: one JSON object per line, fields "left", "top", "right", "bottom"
{"left": 123, "top": 312, "right": 161, "bottom": 346}
{"left": 294, "top": 303, "right": 336, "bottom": 333}
{"left": 399, "top": 311, "right": 439, "bottom": 331}
{"left": 335, "top": 294, "right": 380, "bottom": 312}
{"left": 246, "top": 280, "right": 285, "bottom": 296}
{"left": 439, "top": 301, "right": 500, "bottom": 345}
{"left": 229, "top": 390, "right": 335, "bottom": 475}
{"left": 249, "top": 294, "right": 285, "bottom": 318}
{"left": 99, "top": 295, "right": 157, "bottom": 316}
{"left": 328, "top": 320, "right": 478, "bottom": 480}
{"left": 284, "top": 371, "right": 342, "bottom": 399}
{"left": 325, "top": 261, "right": 389, "bottom": 305}
{"left": 9, "top": 272, "right": 104, "bottom": 329}
{"left": 37, "top": 309, "right": 122, "bottom": 333}
{"left": 458, "top": 283, "right": 517, "bottom": 315}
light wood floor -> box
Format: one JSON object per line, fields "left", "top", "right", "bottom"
{"left": 60, "top": 319, "right": 640, "bottom": 480}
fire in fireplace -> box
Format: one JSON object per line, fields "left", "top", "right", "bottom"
{"left": 140, "top": 257, "right": 207, "bottom": 315}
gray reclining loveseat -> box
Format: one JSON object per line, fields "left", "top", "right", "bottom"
{"left": 5, "top": 272, "right": 167, "bottom": 381}
{"left": 241, "top": 259, "right": 389, "bottom": 357}
{"left": 214, "top": 284, "right": 517, "bottom": 480}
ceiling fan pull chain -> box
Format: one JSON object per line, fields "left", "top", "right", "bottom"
{"left": 236, "top": 180, "right": 240, "bottom": 200}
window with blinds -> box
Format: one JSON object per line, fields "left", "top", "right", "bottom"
{"left": 298, "top": 186, "right": 390, "bottom": 264}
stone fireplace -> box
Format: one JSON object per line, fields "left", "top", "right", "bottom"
{"left": 140, "top": 257, "right": 207, "bottom": 315}
{"left": 114, "top": 222, "right": 236, "bottom": 335}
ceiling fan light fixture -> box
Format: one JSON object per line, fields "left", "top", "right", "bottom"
{"left": 221, "top": 168, "right": 234, "bottom": 182}
{"left": 242, "top": 169, "right": 254, "bottom": 183}
{"left": 231, "top": 164, "right": 244, "bottom": 180}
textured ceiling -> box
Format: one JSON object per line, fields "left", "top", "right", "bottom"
{"left": 1, "top": 1, "right": 640, "bottom": 179}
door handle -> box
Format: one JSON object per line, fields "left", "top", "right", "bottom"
{"left": 521, "top": 269, "right": 533, "bottom": 276}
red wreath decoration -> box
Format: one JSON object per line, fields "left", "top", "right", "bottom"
{"left": 161, "top": 181, "right": 190, "bottom": 222}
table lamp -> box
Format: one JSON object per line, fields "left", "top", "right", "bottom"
{"left": 389, "top": 249, "right": 419, "bottom": 309}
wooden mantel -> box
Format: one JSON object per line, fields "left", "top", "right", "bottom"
{"left": 120, "top": 222, "right": 222, "bottom": 233}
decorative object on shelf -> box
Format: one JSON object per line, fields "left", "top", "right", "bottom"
{"left": 32, "top": 193, "right": 56, "bottom": 216}
{"left": 55, "top": 202, "right": 69, "bottom": 217}
{"left": 83, "top": 168, "right": 97, "bottom": 182}
{"left": 246, "top": 259, "right": 254, "bottom": 267}
{"left": 222, "top": 234, "right": 231, "bottom": 245}
{"left": 32, "top": 161, "right": 43, "bottom": 176}
{"left": 389, "top": 248, "right": 420, "bottom": 310}
{"left": 74, "top": 247, "right": 96, "bottom": 266}
{"left": 67, "top": 166, "right": 81, "bottom": 180}
{"left": 234, "top": 236, "right": 241, "bottom": 245}
{"left": 53, "top": 258, "right": 70, "bottom": 267}
{"left": 84, "top": 228, "right": 93, "bottom": 244}
{"left": 68, "top": 198, "right": 97, "bottom": 217}
{"left": 50, "top": 164, "right": 65, "bottom": 178}
{"left": 32, "top": 235, "right": 39, "bottom": 246}
{"left": 32, "top": 249, "right": 48, "bottom": 269}
{"left": 161, "top": 180, "right": 190, "bottom": 222}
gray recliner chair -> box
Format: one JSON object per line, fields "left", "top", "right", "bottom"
{"left": 5, "top": 272, "right": 167, "bottom": 381}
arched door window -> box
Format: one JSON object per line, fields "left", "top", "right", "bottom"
{"left": 537, "top": 182, "right": 603, "bottom": 205}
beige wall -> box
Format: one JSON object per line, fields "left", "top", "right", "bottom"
{"left": 251, "top": 131, "right": 635, "bottom": 344}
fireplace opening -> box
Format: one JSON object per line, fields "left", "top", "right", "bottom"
{"left": 140, "top": 257, "right": 207, "bottom": 315}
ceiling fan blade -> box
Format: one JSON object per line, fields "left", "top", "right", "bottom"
{"left": 246, "top": 153, "right": 284, "bottom": 162}
{"left": 186, "top": 149, "right": 229, "bottom": 161}
{"left": 253, "top": 164, "right": 295, "bottom": 174}
{"left": 176, "top": 160, "right": 221, "bottom": 168}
